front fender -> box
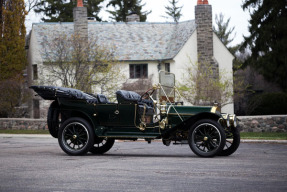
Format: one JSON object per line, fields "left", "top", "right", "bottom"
{"left": 162, "top": 112, "right": 221, "bottom": 138}
{"left": 183, "top": 112, "right": 221, "bottom": 130}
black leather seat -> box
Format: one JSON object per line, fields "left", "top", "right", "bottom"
{"left": 116, "top": 90, "right": 154, "bottom": 115}
{"left": 86, "top": 94, "right": 110, "bottom": 104}
{"left": 116, "top": 90, "right": 141, "bottom": 104}
{"left": 97, "top": 94, "right": 110, "bottom": 104}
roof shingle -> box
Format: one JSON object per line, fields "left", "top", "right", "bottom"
{"left": 33, "top": 20, "right": 196, "bottom": 61}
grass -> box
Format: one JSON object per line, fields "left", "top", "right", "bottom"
{"left": 0, "top": 130, "right": 287, "bottom": 140}
{"left": 240, "top": 132, "right": 287, "bottom": 140}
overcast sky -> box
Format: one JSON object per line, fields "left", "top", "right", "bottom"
{"left": 26, "top": 0, "right": 250, "bottom": 46}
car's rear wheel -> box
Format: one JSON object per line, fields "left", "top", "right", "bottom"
{"left": 188, "top": 119, "right": 226, "bottom": 157}
{"left": 89, "top": 137, "right": 115, "bottom": 154}
{"left": 218, "top": 127, "right": 240, "bottom": 156}
{"left": 58, "top": 117, "right": 94, "bottom": 156}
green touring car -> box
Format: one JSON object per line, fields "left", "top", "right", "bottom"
{"left": 30, "top": 71, "right": 240, "bottom": 157}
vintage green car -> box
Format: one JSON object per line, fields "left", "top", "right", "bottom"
{"left": 30, "top": 71, "right": 240, "bottom": 157}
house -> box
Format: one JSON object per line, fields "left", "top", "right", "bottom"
{"left": 26, "top": 0, "right": 234, "bottom": 118}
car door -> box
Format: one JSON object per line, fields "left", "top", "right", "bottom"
{"left": 118, "top": 104, "right": 137, "bottom": 126}
{"left": 95, "top": 104, "right": 119, "bottom": 126}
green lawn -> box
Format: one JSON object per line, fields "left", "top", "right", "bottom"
{"left": 240, "top": 132, "right": 287, "bottom": 140}
{"left": 0, "top": 130, "right": 287, "bottom": 140}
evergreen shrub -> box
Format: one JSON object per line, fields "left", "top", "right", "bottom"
{"left": 248, "top": 93, "right": 287, "bottom": 115}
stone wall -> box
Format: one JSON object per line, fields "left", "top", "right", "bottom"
{"left": 0, "top": 115, "right": 287, "bottom": 132}
{"left": 238, "top": 115, "right": 287, "bottom": 132}
{"left": 0, "top": 118, "right": 47, "bottom": 130}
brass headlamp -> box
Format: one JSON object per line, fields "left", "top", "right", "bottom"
{"left": 221, "top": 114, "right": 230, "bottom": 127}
{"left": 229, "top": 115, "right": 237, "bottom": 127}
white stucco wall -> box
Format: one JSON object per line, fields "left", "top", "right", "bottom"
{"left": 213, "top": 34, "right": 235, "bottom": 114}
{"left": 28, "top": 28, "right": 43, "bottom": 68}
{"left": 167, "top": 31, "right": 235, "bottom": 114}
{"left": 27, "top": 27, "right": 43, "bottom": 87}
{"left": 172, "top": 32, "right": 198, "bottom": 82}
{"left": 27, "top": 28, "right": 46, "bottom": 118}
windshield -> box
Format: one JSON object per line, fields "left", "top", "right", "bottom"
{"left": 159, "top": 71, "right": 175, "bottom": 103}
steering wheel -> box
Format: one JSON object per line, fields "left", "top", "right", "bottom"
{"left": 141, "top": 88, "right": 155, "bottom": 100}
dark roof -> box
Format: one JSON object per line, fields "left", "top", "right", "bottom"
{"left": 33, "top": 20, "right": 196, "bottom": 61}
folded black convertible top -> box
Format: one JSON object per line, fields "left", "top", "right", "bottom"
{"left": 30, "top": 86, "right": 96, "bottom": 100}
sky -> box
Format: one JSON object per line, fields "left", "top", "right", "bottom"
{"left": 25, "top": 0, "right": 250, "bottom": 46}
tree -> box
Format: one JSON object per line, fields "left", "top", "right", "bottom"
{"left": 25, "top": 0, "right": 41, "bottom": 13}
{"left": 0, "top": 0, "right": 28, "bottom": 117}
{"left": 34, "top": 0, "right": 104, "bottom": 22}
{"left": 0, "top": 0, "right": 27, "bottom": 80}
{"left": 0, "top": 76, "right": 30, "bottom": 117}
{"left": 121, "top": 75, "right": 153, "bottom": 95}
{"left": 178, "top": 60, "right": 233, "bottom": 107}
{"left": 0, "top": 1, "right": 5, "bottom": 23}
{"left": 213, "top": 13, "right": 236, "bottom": 49}
{"left": 106, "top": 0, "right": 151, "bottom": 22}
{"left": 241, "top": 0, "right": 287, "bottom": 90}
{"left": 164, "top": 0, "right": 182, "bottom": 22}
{"left": 213, "top": 13, "right": 244, "bottom": 71}
{"left": 40, "top": 33, "right": 124, "bottom": 98}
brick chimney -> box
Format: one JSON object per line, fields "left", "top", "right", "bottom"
{"left": 195, "top": 0, "right": 218, "bottom": 78}
{"left": 73, "top": 0, "right": 88, "bottom": 41}
{"left": 77, "top": 0, "right": 83, "bottom": 7}
{"left": 197, "top": 0, "right": 209, "bottom": 5}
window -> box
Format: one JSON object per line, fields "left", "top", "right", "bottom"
{"left": 32, "top": 64, "right": 38, "bottom": 80}
{"left": 129, "top": 64, "right": 148, "bottom": 79}
{"left": 165, "top": 63, "right": 170, "bottom": 72}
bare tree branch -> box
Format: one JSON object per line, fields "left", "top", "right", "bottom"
{"left": 40, "top": 33, "right": 125, "bottom": 99}
{"left": 25, "top": 0, "right": 40, "bottom": 13}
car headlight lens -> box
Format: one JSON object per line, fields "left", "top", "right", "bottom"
{"left": 230, "top": 115, "right": 237, "bottom": 127}
{"left": 222, "top": 114, "right": 230, "bottom": 127}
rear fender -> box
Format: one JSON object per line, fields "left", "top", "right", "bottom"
{"left": 61, "top": 110, "right": 96, "bottom": 129}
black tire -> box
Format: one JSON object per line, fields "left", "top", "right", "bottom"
{"left": 89, "top": 137, "right": 115, "bottom": 154}
{"left": 47, "top": 101, "right": 60, "bottom": 138}
{"left": 218, "top": 127, "right": 240, "bottom": 156}
{"left": 188, "top": 119, "right": 226, "bottom": 158}
{"left": 58, "top": 117, "right": 94, "bottom": 156}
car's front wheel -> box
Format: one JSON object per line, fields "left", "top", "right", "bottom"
{"left": 218, "top": 127, "right": 240, "bottom": 156}
{"left": 58, "top": 117, "right": 94, "bottom": 156}
{"left": 188, "top": 119, "right": 226, "bottom": 157}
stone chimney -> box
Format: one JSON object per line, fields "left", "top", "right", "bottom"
{"left": 195, "top": 0, "right": 218, "bottom": 78}
{"left": 73, "top": 0, "right": 89, "bottom": 92}
{"left": 73, "top": 0, "right": 88, "bottom": 41}
{"left": 126, "top": 12, "right": 140, "bottom": 22}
